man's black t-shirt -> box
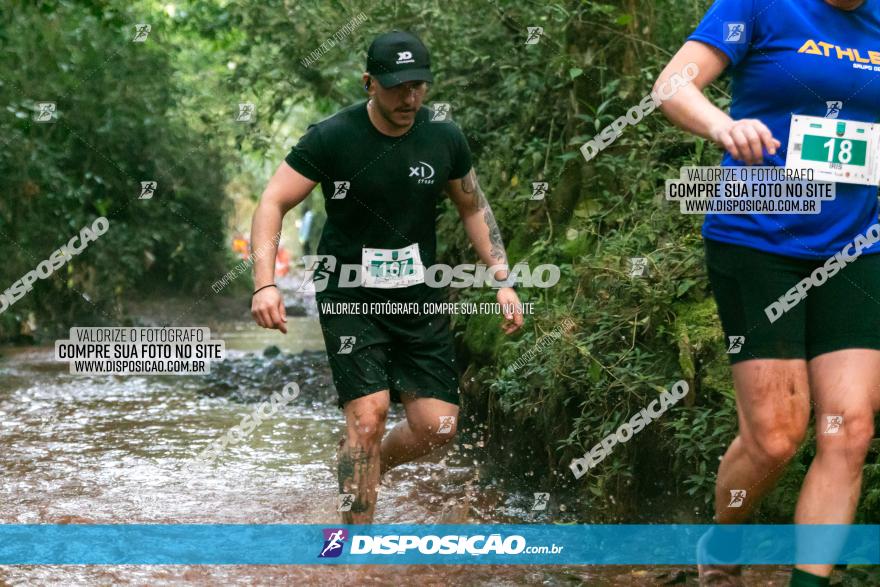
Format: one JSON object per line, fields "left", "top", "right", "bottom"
{"left": 285, "top": 101, "right": 472, "bottom": 302}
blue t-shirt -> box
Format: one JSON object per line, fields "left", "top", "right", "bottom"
{"left": 689, "top": 0, "right": 880, "bottom": 259}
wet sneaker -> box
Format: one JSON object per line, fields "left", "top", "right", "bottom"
{"left": 697, "top": 564, "right": 744, "bottom": 586}
{"left": 697, "top": 528, "right": 744, "bottom": 586}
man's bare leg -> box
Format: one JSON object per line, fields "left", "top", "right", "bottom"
{"left": 380, "top": 395, "right": 458, "bottom": 474}
{"left": 794, "top": 349, "right": 880, "bottom": 578}
{"left": 714, "top": 359, "right": 811, "bottom": 523}
{"left": 338, "top": 390, "right": 389, "bottom": 524}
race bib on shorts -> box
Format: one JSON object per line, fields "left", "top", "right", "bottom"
{"left": 361, "top": 243, "right": 425, "bottom": 288}
{"left": 787, "top": 114, "right": 879, "bottom": 186}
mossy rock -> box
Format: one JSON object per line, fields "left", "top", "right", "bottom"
{"left": 462, "top": 311, "right": 504, "bottom": 363}
{"left": 559, "top": 228, "right": 595, "bottom": 260}
{"left": 673, "top": 296, "right": 723, "bottom": 351}
{"left": 673, "top": 297, "right": 732, "bottom": 401}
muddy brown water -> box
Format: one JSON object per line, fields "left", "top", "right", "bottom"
{"left": 0, "top": 287, "right": 795, "bottom": 585}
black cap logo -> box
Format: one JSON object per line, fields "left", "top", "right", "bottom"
{"left": 367, "top": 31, "right": 433, "bottom": 87}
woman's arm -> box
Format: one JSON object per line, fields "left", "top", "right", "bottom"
{"left": 656, "top": 40, "right": 780, "bottom": 165}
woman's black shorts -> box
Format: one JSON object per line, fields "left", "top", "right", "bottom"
{"left": 704, "top": 237, "right": 880, "bottom": 364}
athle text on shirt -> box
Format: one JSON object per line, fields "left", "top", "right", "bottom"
{"left": 798, "top": 39, "right": 880, "bottom": 68}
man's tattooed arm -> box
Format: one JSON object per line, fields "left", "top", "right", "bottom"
{"left": 459, "top": 169, "right": 508, "bottom": 264}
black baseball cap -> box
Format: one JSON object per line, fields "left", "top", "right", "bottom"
{"left": 366, "top": 31, "right": 433, "bottom": 88}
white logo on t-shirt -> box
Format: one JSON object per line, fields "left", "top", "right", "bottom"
{"left": 409, "top": 161, "right": 435, "bottom": 184}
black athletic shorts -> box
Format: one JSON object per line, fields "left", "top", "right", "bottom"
{"left": 704, "top": 237, "right": 880, "bottom": 364}
{"left": 316, "top": 293, "right": 460, "bottom": 409}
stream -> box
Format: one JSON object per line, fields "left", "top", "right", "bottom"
{"left": 0, "top": 278, "right": 795, "bottom": 585}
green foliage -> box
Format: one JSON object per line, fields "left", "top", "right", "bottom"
{"left": 860, "top": 456, "right": 880, "bottom": 523}
{"left": 1, "top": 1, "right": 231, "bottom": 340}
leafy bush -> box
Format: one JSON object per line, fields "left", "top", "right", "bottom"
{"left": 1, "top": 1, "right": 231, "bottom": 341}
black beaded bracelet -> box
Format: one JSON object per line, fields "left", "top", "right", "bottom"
{"left": 252, "top": 284, "right": 278, "bottom": 297}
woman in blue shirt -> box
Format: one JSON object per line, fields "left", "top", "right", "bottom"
{"left": 657, "top": 1, "right": 880, "bottom": 585}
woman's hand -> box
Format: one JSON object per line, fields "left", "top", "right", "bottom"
{"left": 710, "top": 118, "right": 781, "bottom": 165}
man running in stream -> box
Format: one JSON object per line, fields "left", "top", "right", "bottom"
{"left": 249, "top": 30, "right": 524, "bottom": 523}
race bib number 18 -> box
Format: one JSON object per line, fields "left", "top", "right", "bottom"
{"left": 361, "top": 243, "right": 425, "bottom": 289}
{"left": 787, "top": 115, "right": 879, "bottom": 186}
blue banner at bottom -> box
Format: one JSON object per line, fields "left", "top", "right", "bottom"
{"left": 0, "top": 524, "right": 877, "bottom": 565}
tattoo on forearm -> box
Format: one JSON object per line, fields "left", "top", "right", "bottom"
{"left": 483, "top": 206, "right": 506, "bottom": 263}
{"left": 461, "top": 170, "right": 507, "bottom": 263}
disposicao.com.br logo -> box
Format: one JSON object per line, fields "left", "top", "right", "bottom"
{"left": 318, "top": 528, "right": 348, "bottom": 558}
{"left": 317, "top": 529, "right": 563, "bottom": 558}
